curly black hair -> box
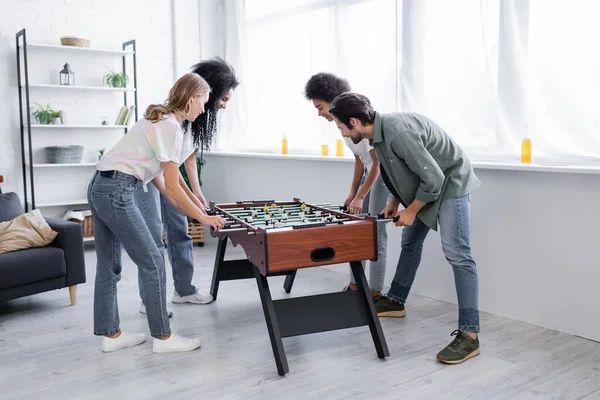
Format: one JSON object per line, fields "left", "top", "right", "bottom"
{"left": 304, "top": 72, "right": 351, "bottom": 102}
{"left": 183, "top": 57, "right": 240, "bottom": 156}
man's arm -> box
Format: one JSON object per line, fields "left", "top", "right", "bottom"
{"left": 388, "top": 131, "right": 443, "bottom": 226}
{"left": 390, "top": 132, "right": 444, "bottom": 203}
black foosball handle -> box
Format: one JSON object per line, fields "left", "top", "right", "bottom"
{"left": 235, "top": 199, "right": 275, "bottom": 204}
{"left": 292, "top": 222, "right": 327, "bottom": 229}
{"left": 377, "top": 213, "right": 400, "bottom": 223}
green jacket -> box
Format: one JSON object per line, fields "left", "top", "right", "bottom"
{"left": 372, "top": 111, "right": 480, "bottom": 231}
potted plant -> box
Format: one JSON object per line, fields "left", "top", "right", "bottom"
{"left": 103, "top": 70, "right": 129, "bottom": 88}
{"left": 32, "top": 103, "right": 60, "bottom": 125}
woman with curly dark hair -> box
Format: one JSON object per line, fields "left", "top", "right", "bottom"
{"left": 135, "top": 58, "right": 239, "bottom": 317}
{"left": 186, "top": 57, "right": 240, "bottom": 156}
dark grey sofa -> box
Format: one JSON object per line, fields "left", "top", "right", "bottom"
{"left": 0, "top": 191, "right": 86, "bottom": 305}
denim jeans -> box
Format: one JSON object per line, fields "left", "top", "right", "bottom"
{"left": 387, "top": 194, "right": 480, "bottom": 332}
{"left": 349, "top": 173, "right": 390, "bottom": 291}
{"left": 134, "top": 182, "right": 198, "bottom": 299}
{"left": 88, "top": 171, "right": 170, "bottom": 339}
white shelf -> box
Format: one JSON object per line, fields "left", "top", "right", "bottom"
{"left": 31, "top": 163, "right": 96, "bottom": 168}
{"left": 30, "top": 124, "right": 127, "bottom": 129}
{"left": 25, "top": 83, "right": 135, "bottom": 92}
{"left": 83, "top": 237, "right": 95, "bottom": 243}
{"left": 36, "top": 199, "right": 89, "bottom": 207}
{"left": 27, "top": 43, "right": 134, "bottom": 56}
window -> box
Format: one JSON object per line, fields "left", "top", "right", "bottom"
{"left": 215, "top": 0, "right": 600, "bottom": 162}
{"left": 417, "top": 0, "right": 499, "bottom": 150}
{"left": 237, "top": 0, "right": 397, "bottom": 155}
{"left": 527, "top": 0, "right": 600, "bottom": 159}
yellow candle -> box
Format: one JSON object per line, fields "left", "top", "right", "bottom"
{"left": 321, "top": 144, "right": 329, "bottom": 156}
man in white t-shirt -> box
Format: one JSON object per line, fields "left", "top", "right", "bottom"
{"left": 305, "top": 73, "right": 390, "bottom": 300}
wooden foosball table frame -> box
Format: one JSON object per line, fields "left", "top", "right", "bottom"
{"left": 208, "top": 198, "right": 391, "bottom": 376}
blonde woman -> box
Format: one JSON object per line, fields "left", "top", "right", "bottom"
{"left": 88, "top": 73, "right": 225, "bottom": 354}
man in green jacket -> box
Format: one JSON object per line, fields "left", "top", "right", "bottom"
{"left": 328, "top": 92, "right": 481, "bottom": 365}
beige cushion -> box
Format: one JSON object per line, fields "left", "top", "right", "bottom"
{"left": 0, "top": 210, "right": 58, "bottom": 254}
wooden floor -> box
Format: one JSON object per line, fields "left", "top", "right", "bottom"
{"left": 1, "top": 239, "right": 600, "bottom": 400}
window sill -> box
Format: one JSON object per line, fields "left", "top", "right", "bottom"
{"left": 205, "top": 151, "right": 600, "bottom": 175}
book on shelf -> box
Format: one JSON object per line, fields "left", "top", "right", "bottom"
{"left": 114, "top": 105, "right": 136, "bottom": 125}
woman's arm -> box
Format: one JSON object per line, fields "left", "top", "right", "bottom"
{"left": 344, "top": 155, "right": 364, "bottom": 209}
{"left": 178, "top": 171, "right": 205, "bottom": 211}
{"left": 155, "top": 162, "right": 224, "bottom": 230}
{"left": 355, "top": 149, "right": 380, "bottom": 199}
{"left": 183, "top": 152, "right": 209, "bottom": 208}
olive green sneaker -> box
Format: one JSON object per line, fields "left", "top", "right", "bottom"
{"left": 375, "top": 296, "right": 406, "bottom": 317}
{"left": 436, "top": 330, "right": 480, "bottom": 364}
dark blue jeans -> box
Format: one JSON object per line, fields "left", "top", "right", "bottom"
{"left": 88, "top": 171, "right": 171, "bottom": 338}
{"left": 387, "top": 194, "right": 480, "bottom": 332}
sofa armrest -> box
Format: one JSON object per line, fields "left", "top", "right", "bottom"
{"left": 46, "top": 218, "right": 86, "bottom": 286}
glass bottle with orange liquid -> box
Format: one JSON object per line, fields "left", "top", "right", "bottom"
{"left": 282, "top": 135, "right": 288, "bottom": 154}
{"left": 521, "top": 126, "right": 531, "bottom": 163}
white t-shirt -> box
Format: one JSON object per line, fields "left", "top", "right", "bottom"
{"left": 97, "top": 114, "right": 195, "bottom": 184}
{"left": 343, "top": 137, "right": 374, "bottom": 172}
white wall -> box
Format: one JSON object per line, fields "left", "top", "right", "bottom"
{"left": 200, "top": 153, "right": 600, "bottom": 342}
{"left": 0, "top": 0, "right": 175, "bottom": 217}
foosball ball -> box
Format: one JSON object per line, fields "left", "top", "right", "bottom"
{"left": 208, "top": 197, "right": 396, "bottom": 376}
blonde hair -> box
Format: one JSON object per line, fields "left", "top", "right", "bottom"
{"left": 145, "top": 73, "right": 210, "bottom": 122}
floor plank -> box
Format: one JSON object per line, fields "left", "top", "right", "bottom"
{"left": 1, "top": 239, "right": 599, "bottom": 400}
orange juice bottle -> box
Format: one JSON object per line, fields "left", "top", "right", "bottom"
{"left": 336, "top": 139, "right": 344, "bottom": 157}
{"left": 282, "top": 135, "right": 288, "bottom": 154}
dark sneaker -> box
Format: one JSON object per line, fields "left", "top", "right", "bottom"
{"left": 436, "top": 330, "right": 480, "bottom": 364}
{"left": 375, "top": 296, "right": 406, "bottom": 317}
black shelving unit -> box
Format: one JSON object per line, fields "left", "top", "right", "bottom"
{"left": 15, "top": 29, "right": 138, "bottom": 212}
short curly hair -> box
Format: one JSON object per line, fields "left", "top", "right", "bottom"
{"left": 304, "top": 73, "right": 351, "bottom": 103}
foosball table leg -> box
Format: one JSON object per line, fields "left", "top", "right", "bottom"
{"left": 349, "top": 261, "right": 390, "bottom": 359}
{"left": 282, "top": 270, "right": 297, "bottom": 294}
{"left": 254, "top": 266, "right": 289, "bottom": 376}
{"left": 210, "top": 237, "right": 229, "bottom": 300}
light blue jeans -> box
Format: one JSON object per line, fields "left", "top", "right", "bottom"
{"left": 349, "top": 174, "right": 390, "bottom": 291}
{"left": 386, "top": 194, "right": 480, "bottom": 332}
{"left": 134, "top": 182, "right": 198, "bottom": 299}
{"left": 88, "top": 171, "right": 170, "bottom": 339}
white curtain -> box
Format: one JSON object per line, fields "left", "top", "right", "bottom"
{"left": 212, "top": 0, "right": 600, "bottom": 163}
{"left": 215, "top": 0, "right": 251, "bottom": 151}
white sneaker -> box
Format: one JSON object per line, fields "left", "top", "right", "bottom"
{"left": 102, "top": 332, "right": 146, "bottom": 353}
{"left": 172, "top": 291, "right": 213, "bottom": 305}
{"left": 152, "top": 333, "right": 202, "bottom": 354}
{"left": 140, "top": 301, "right": 173, "bottom": 318}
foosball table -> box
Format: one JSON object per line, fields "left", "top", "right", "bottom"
{"left": 208, "top": 198, "right": 394, "bottom": 376}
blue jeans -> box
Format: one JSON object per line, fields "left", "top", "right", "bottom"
{"left": 88, "top": 171, "right": 170, "bottom": 339}
{"left": 387, "top": 194, "right": 480, "bottom": 332}
{"left": 134, "top": 182, "right": 197, "bottom": 299}
{"left": 350, "top": 174, "right": 390, "bottom": 291}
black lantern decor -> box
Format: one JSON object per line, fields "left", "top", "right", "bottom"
{"left": 59, "top": 63, "right": 74, "bottom": 85}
